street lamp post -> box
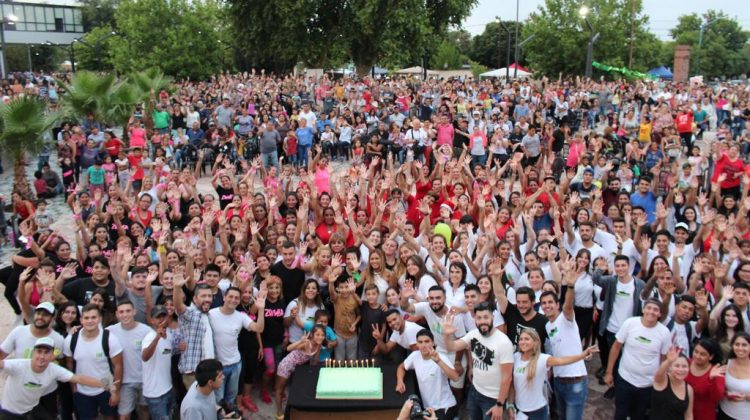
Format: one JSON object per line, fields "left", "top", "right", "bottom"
{"left": 74, "top": 31, "right": 118, "bottom": 71}
{"left": 0, "top": 13, "right": 18, "bottom": 79}
{"left": 44, "top": 41, "right": 76, "bottom": 73}
{"left": 580, "top": 6, "right": 600, "bottom": 79}
{"left": 513, "top": 0, "right": 520, "bottom": 79}
{"left": 694, "top": 19, "right": 715, "bottom": 76}
{"left": 495, "top": 17, "right": 511, "bottom": 80}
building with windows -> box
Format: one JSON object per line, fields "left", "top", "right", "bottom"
{"left": 2, "top": 0, "right": 83, "bottom": 45}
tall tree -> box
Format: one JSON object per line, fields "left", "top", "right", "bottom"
{"left": 227, "top": 0, "right": 476, "bottom": 75}
{"left": 109, "top": 0, "right": 230, "bottom": 80}
{"left": 468, "top": 21, "right": 522, "bottom": 69}
{"left": 669, "top": 11, "right": 750, "bottom": 78}
{"left": 80, "top": 0, "right": 120, "bottom": 30}
{"left": 521, "top": 0, "right": 661, "bottom": 76}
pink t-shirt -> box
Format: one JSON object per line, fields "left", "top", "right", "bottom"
{"left": 314, "top": 167, "right": 331, "bottom": 195}
{"left": 436, "top": 124, "right": 454, "bottom": 147}
{"left": 130, "top": 127, "right": 146, "bottom": 148}
{"left": 567, "top": 141, "right": 585, "bottom": 168}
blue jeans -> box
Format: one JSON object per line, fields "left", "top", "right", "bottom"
{"left": 215, "top": 361, "right": 241, "bottom": 409}
{"left": 466, "top": 385, "right": 497, "bottom": 420}
{"left": 471, "top": 154, "right": 487, "bottom": 168}
{"left": 37, "top": 155, "right": 50, "bottom": 171}
{"left": 553, "top": 376, "right": 588, "bottom": 420}
{"left": 145, "top": 390, "right": 174, "bottom": 420}
{"left": 297, "top": 144, "right": 310, "bottom": 167}
{"left": 261, "top": 151, "right": 278, "bottom": 171}
{"left": 614, "top": 373, "right": 652, "bottom": 420}
{"left": 522, "top": 405, "right": 548, "bottom": 420}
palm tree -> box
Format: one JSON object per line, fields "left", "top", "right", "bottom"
{"left": 129, "top": 68, "right": 173, "bottom": 131}
{"left": 0, "top": 97, "right": 59, "bottom": 200}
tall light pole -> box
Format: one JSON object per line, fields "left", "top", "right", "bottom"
{"left": 495, "top": 16, "right": 511, "bottom": 80}
{"left": 580, "top": 6, "right": 600, "bottom": 79}
{"left": 513, "top": 0, "right": 520, "bottom": 79}
{"left": 74, "top": 31, "right": 119, "bottom": 71}
{"left": 0, "top": 13, "right": 18, "bottom": 79}
{"left": 694, "top": 19, "right": 715, "bottom": 76}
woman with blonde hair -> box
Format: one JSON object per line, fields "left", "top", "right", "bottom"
{"left": 509, "top": 328, "right": 598, "bottom": 420}
{"left": 360, "top": 248, "right": 396, "bottom": 304}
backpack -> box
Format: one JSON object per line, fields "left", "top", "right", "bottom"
{"left": 70, "top": 328, "right": 113, "bottom": 374}
{"left": 666, "top": 318, "right": 695, "bottom": 354}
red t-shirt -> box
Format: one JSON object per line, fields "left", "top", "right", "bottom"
{"left": 128, "top": 154, "right": 144, "bottom": 181}
{"left": 675, "top": 111, "right": 693, "bottom": 134}
{"left": 686, "top": 365, "right": 725, "bottom": 420}
{"left": 712, "top": 154, "right": 744, "bottom": 189}
{"left": 104, "top": 138, "right": 121, "bottom": 157}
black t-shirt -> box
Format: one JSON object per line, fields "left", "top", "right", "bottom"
{"left": 215, "top": 185, "right": 235, "bottom": 210}
{"left": 47, "top": 254, "right": 84, "bottom": 280}
{"left": 61, "top": 277, "right": 116, "bottom": 305}
{"left": 502, "top": 303, "right": 549, "bottom": 347}
{"left": 358, "top": 302, "right": 384, "bottom": 354}
{"left": 453, "top": 126, "right": 469, "bottom": 149}
{"left": 261, "top": 298, "right": 286, "bottom": 347}
{"left": 568, "top": 182, "right": 596, "bottom": 200}
{"left": 271, "top": 261, "right": 306, "bottom": 303}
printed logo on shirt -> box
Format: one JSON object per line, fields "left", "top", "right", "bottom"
{"left": 135, "top": 340, "right": 142, "bottom": 350}
{"left": 616, "top": 291, "right": 631, "bottom": 297}
{"left": 635, "top": 336, "right": 652, "bottom": 344}
{"left": 161, "top": 348, "right": 172, "bottom": 355}
{"left": 470, "top": 338, "right": 495, "bottom": 371}
{"left": 548, "top": 326, "right": 559, "bottom": 339}
{"left": 515, "top": 366, "right": 526, "bottom": 374}
{"left": 24, "top": 382, "right": 43, "bottom": 389}
{"left": 96, "top": 352, "right": 104, "bottom": 358}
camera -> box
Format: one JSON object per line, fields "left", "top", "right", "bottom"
{"left": 407, "top": 394, "right": 428, "bottom": 419}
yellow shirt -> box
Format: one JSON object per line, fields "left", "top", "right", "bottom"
{"left": 638, "top": 122, "right": 652, "bottom": 143}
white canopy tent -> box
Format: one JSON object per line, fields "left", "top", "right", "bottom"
{"left": 393, "top": 66, "right": 438, "bottom": 76}
{"left": 480, "top": 67, "right": 532, "bottom": 79}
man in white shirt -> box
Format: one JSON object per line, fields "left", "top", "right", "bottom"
{"left": 141, "top": 306, "right": 176, "bottom": 420}
{"left": 64, "top": 304, "right": 124, "bottom": 420}
{"left": 107, "top": 300, "right": 152, "bottom": 420}
{"left": 461, "top": 285, "right": 504, "bottom": 332}
{"left": 0, "top": 302, "right": 64, "bottom": 417}
{"left": 372, "top": 309, "right": 420, "bottom": 363}
{"left": 540, "top": 263, "right": 589, "bottom": 420}
{"left": 396, "top": 329, "right": 459, "bottom": 419}
{"left": 1, "top": 337, "right": 107, "bottom": 419}
{"left": 443, "top": 303, "right": 514, "bottom": 420}
{"left": 299, "top": 103, "right": 317, "bottom": 133}
{"left": 208, "top": 286, "right": 266, "bottom": 414}
{"left": 604, "top": 298, "right": 671, "bottom": 420}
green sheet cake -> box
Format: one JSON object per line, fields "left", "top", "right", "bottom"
{"left": 315, "top": 367, "right": 383, "bottom": 399}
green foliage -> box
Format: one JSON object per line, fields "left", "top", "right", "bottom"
{"left": 521, "top": 0, "right": 662, "bottom": 77}
{"left": 468, "top": 21, "right": 522, "bottom": 69}
{"left": 0, "top": 96, "right": 58, "bottom": 160}
{"left": 108, "top": 0, "right": 229, "bottom": 80}
{"left": 58, "top": 71, "right": 138, "bottom": 128}
{"left": 430, "top": 41, "right": 467, "bottom": 70}
{"left": 5, "top": 45, "right": 65, "bottom": 73}
{"left": 80, "top": 0, "right": 119, "bottom": 30}
{"left": 669, "top": 10, "right": 750, "bottom": 78}
{"left": 469, "top": 60, "right": 489, "bottom": 79}
{"left": 228, "top": 0, "right": 477, "bottom": 75}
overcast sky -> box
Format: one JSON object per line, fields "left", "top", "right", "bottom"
{"left": 462, "top": 0, "right": 750, "bottom": 40}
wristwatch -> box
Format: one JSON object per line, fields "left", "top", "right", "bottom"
{"left": 495, "top": 399, "right": 505, "bottom": 407}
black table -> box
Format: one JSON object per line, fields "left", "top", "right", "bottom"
{"left": 285, "top": 364, "right": 416, "bottom": 419}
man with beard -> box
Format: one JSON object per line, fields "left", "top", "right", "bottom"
{"left": 443, "top": 302, "right": 513, "bottom": 420}
{"left": 208, "top": 286, "right": 266, "bottom": 414}
{"left": 173, "top": 274, "right": 216, "bottom": 389}
{"left": 372, "top": 309, "right": 421, "bottom": 363}
{"left": 61, "top": 256, "right": 116, "bottom": 305}
{"left": 539, "top": 260, "right": 589, "bottom": 420}
{"left": 1, "top": 337, "right": 108, "bottom": 419}
{"left": 0, "top": 301, "right": 64, "bottom": 418}
{"left": 563, "top": 220, "right": 612, "bottom": 270}
{"left": 401, "top": 285, "right": 467, "bottom": 396}
{"left": 396, "top": 329, "right": 460, "bottom": 420}
{"left": 491, "top": 258, "right": 548, "bottom": 346}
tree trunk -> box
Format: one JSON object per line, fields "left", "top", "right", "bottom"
{"left": 355, "top": 62, "right": 372, "bottom": 78}
{"left": 13, "top": 154, "right": 34, "bottom": 201}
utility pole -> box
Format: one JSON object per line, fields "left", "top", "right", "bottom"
{"left": 628, "top": 0, "right": 636, "bottom": 68}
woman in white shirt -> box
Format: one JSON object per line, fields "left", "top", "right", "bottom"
{"left": 442, "top": 262, "right": 467, "bottom": 309}
{"left": 510, "top": 329, "right": 597, "bottom": 420}
{"left": 284, "top": 279, "right": 324, "bottom": 343}
{"left": 719, "top": 332, "right": 750, "bottom": 419}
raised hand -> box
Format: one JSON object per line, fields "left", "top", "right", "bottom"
{"left": 441, "top": 313, "right": 457, "bottom": 336}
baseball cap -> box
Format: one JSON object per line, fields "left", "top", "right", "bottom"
{"left": 583, "top": 166, "right": 595, "bottom": 175}
{"left": 34, "top": 337, "right": 55, "bottom": 349}
{"left": 35, "top": 302, "right": 55, "bottom": 315}
{"left": 675, "top": 222, "right": 689, "bottom": 232}
{"left": 151, "top": 305, "right": 168, "bottom": 318}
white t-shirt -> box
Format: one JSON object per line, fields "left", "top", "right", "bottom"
{"left": 399, "top": 274, "right": 438, "bottom": 302}
{"left": 545, "top": 315, "right": 586, "bottom": 378}
{"left": 141, "top": 330, "right": 173, "bottom": 398}
{"left": 443, "top": 282, "right": 466, "bottom": 308}
{"left": 285, "top": 300, "right": 323, "bottom": 343}
{"left": 572, "top": 272, "right": 595, "bottom": 308}
{"left": 0, "top": 326, "right": 64, "bottom": 360}
{"left": 607, "top": 280, "right": 635, "bottom": 333}
{"left": 208, "top": 308, "right": 253, "bottom": 365}
{"left": 512, "top": 353, "right": 550, "bottom": 412}
{"left": 615, "top": 317, "right": 671, "bottom": 387}
{"left": 564, "top": 232, "right": 612, "bottom": 270}
{"left": 414, "top": 303, "right": 466, "bottom": 352}
{"left": 389, "top": 321, "right": 423, "bottom": 350}
{"left": 403, "top": 351, "right": 457, "bottom": 410}
{"left": 460, "top": 329, "right": 514, "bottom": 399}
{"left": 1, "top": 360, "right": 74, "bottom": 414}
{"left": 63, "top": 330, "right": 123, "bottom": 396}
{"left": 107, "top": 322, "right": 151, "bottom": 384}
{"left": 664, "top": 319, "right": 698, "bottom": 354}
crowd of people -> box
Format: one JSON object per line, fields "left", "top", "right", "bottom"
{"left": 0, "top": 69, "right": 750, "bottom": 420}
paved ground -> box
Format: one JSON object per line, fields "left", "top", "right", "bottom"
{"left": 0, "top": 153, "right": 615, "bottom": 419}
